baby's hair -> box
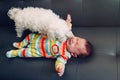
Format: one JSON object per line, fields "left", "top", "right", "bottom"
{"left": 79, "top": 40, "right": 93, "bottom": 57}
{"left": 84, "top": 40, "right": 93, "bottom": 57}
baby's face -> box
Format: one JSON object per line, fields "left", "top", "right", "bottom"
{"left": 66, "top": 37, "right": 89, "bottom": 57}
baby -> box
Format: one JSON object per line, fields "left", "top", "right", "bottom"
{"left": 6, "top": 33, "right": 91, "bottom": 77}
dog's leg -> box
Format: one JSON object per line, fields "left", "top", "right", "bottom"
{"left": 15, "top": 27, "right": 24, "bottom": 38}
{"left": 56, "top": 33, "right": 67, "bottom": 42}
{"left": 47, "top": 30, "right": 55, "bottom": 41}
{"left": 66, "top": 30, "right": 74, "bottom": 38}
{"left": 15, "top": 23, "right": 26, "bottom": 37}
{"left": 58, "top": 36, "right": 67, "bottom": 42}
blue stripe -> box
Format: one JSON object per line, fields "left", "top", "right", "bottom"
{"left": 26, "top": 48, "right": 32, "bottom": 57}
{"left": 18, "top": 49, "right": 24, "bottom": 57}
{"left": 23, "top": 39, "right": 28, "bottom": 44}
{"left": 45, "top": 39, "right": 51, "bottom": 57}
{"left": 56, "top": 41, "right": 61, "bottom": 55}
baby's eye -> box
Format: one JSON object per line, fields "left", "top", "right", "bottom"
{"left": 76, "top": 39, "right": 79, "bottom": 42}
{"left": 76, "top": 41, "right": 78, "bottom": 45}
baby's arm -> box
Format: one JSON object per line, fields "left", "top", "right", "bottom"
{"left": 65, "top": 14, "right": 74, "bottom": 38}
{"left": 55, "top": 59, "right": 65, "bottom": 77}
{"left": 13, "top": 33, "right": 35, "bottom": 48}
{"left": 66, "top": 14, "right": 72, "bottom": 30}
{"left": 55, "top": 56, "right": 68, "bottom": 77}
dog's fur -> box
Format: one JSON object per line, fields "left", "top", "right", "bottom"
{"left": 8, "top": 7, "right": 74, "bottom": 42}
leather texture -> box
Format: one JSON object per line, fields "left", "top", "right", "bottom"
{"left": 0, "top": 0, "right": 120, "bottom": 80}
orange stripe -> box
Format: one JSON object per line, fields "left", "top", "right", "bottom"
{"left": 61, "top": 41, "right": 68, "bottom": 61}
{"left": 22, "top": 49, "right": 27, "bottom": 57}
{"left": 40, "top": 37, "right": 47, "bottom": 57}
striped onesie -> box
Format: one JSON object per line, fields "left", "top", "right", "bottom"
{"left": 6, "top": 33, "right": 71, "bottom": 69}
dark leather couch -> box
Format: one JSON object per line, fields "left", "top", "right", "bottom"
{"left": 0, "top": 0, "right": 120, "bottom": 80}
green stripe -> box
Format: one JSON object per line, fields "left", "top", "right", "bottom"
{"left": 50, "top": 40, "right": 57, "bottom": 57}
{"left": 30, "top": 34, "right": 39, "bottom": 57}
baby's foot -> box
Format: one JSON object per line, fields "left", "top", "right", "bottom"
{"left": 6, "top": 50, "right": 16, "bottom": 58}
{"left": 13, "top": 42, "right": 21, "bottom": 48}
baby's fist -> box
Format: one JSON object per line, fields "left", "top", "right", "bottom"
{"left": 56, "top": 65, "right": 65, "bottom": 77}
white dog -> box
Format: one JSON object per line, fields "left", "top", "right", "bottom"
{"left": 7, "top": 7, "right": 74, "bottom": 42}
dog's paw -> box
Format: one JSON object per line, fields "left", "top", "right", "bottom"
{"left": 17, "top": 33, "right": 22, "bottom": 38}
{"left": 58, "top": 37, "right": 66, "bottom": 43}
{"left": 17, "top": 35, "right": 22, "bottom": 38}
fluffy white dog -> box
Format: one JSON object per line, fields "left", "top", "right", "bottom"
{"left": 7, "top": 7, "right": 74, "bottom": 42}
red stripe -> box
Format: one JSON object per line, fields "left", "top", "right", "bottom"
{"left": 52, "top": 44, "right": 59, "bottom": 54}
{"left": 61, "top": 55, "right": 68, "bottom": 61}
{"left": 26, "top": 34, "right": 30, "bottom": 42}
{"left": 22, "top": 49, "right": 27, "bottom": 57}
{"left": 62, "top": 42, "right": 67, "bottom": 55}
{"left": 40, "top": 37, "right": 46, "bottom": 57}
{"left": 49, "top": 56, "right": 54, "bottom": 58}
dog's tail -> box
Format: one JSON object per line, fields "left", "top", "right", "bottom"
{"left": 7, "top": 7, "right": 21, "bottom": 20}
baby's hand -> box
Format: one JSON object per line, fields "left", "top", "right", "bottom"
{"left": 56, "top": 65, "right": 65, "bottom": 77}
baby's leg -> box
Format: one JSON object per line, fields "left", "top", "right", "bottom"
{"left": 6, "top": 48, "right": 41, "bottom": 58}
{"left": 13, "top": 33, "right": 34, "bottom": 48}
{"left": 66, "top": 14, "right": 72, "bottom": 30}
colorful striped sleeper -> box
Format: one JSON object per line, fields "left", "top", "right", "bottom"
{"left": 6, "top": 33, "right": 71, "bottom": 68}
